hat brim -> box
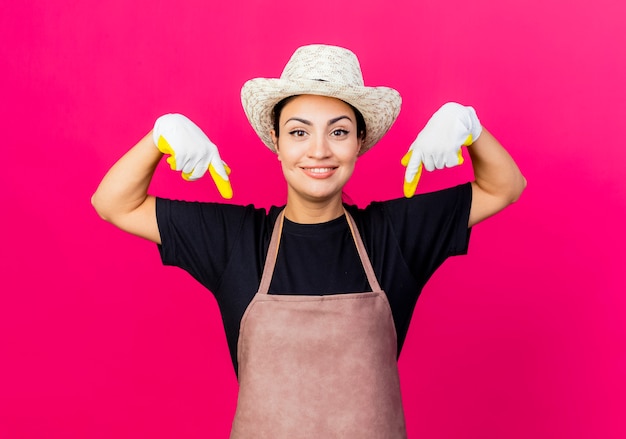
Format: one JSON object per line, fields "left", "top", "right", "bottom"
{"left": 241, "top": 78, "right": 401, "bottom": 155}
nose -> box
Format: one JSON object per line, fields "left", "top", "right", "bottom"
{"left": 307, "top": 133, "right": 331, "bottom": 159}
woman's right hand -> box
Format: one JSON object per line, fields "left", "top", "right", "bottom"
{"left": 153, "top": 114, "right": 233, "bottom": 199}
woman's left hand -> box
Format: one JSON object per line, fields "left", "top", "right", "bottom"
{"left": 401, "top": 102, "right": 482, "bottom": 197}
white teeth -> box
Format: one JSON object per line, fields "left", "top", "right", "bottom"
{"left": 307, "top": 168, "right": 333, "bottom": 173}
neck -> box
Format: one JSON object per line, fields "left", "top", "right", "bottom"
{"left": 283, "top": 195, "right": 345, "bottom": 224}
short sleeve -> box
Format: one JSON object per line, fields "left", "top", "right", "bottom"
{"left": 155, "top": 198, "right": 252, "bottom": 292}
{"left": 378, "top": 183, "right": 472, "bottom": 282}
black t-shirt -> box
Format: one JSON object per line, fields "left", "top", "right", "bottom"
{"left": 156, "top": 183, "right": 472, "bottom": 374}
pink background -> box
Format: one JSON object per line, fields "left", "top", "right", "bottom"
{"left": 2, "top": 0, "right": 625, "bottom": 437}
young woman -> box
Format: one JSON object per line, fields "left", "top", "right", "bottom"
{"left": 92, "top": 44, "right": 526, "bottom": 438}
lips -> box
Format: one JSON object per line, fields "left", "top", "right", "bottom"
{"left": 301, "top": 166, "right": 338, "bottom": 178}
{"left": 307, "top": 167, "right": 335, "bottom": 173}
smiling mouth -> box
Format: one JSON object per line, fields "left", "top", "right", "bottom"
{"left": 304, "top": 167, "right": 337, "bottom": 174}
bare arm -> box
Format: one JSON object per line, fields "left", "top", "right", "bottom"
{"left": 467, "top": 128, "right": 526, "bottom": 227}
{"left": 91, "top": 132, "right": 163, "bottom": 243}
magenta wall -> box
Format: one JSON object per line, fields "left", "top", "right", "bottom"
{"left": 2, "top": 0, "right": 625, "bottom": 437}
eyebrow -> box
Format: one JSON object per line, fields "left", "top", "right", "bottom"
{"left": 283, "top": 115, "right": 354, "bottom": 127}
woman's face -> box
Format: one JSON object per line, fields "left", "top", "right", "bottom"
{"left": 271, "top": 94, "right": 362, "bottom": 205}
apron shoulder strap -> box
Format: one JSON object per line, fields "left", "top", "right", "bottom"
{"left": 257, "top": 211, "right": 285, "bottom": 295}
{"left": 344, "top": 209, "right": 382, "bottom": 292}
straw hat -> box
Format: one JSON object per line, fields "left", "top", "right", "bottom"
{"left": 240, "top": 44, "right": 401, "bottom": 155}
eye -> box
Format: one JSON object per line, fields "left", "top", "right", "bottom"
{"left": 331, "top": 129, "right": 350, "bottom": 137}
{"left": 289, "top": 129, "right": 307, "bottom": 137}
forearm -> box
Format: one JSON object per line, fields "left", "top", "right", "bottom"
{"left": 468, "top": 128, "right": 526, "bottom": 203}
{"left": 91, "top": 131, "right": 162, "bottom": 222}
{"left": 466, "top": 127, "right": 526, "bottom": 227}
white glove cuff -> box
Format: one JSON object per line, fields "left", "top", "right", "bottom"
{"left": 152, "top": 114, "right": 169, "bottom": 146}
{"left": 153, "top": 113, "right": 185, "bottom": 147}
{"left": 465, "top": 105, "right": 482, "bottom": 142}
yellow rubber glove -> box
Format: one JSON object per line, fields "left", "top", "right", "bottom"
{"left": 153, "top": 114, "right": 233, "bottom": 199}
{"left": 402, "top": 102, "right": 481, "bottom": 198}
